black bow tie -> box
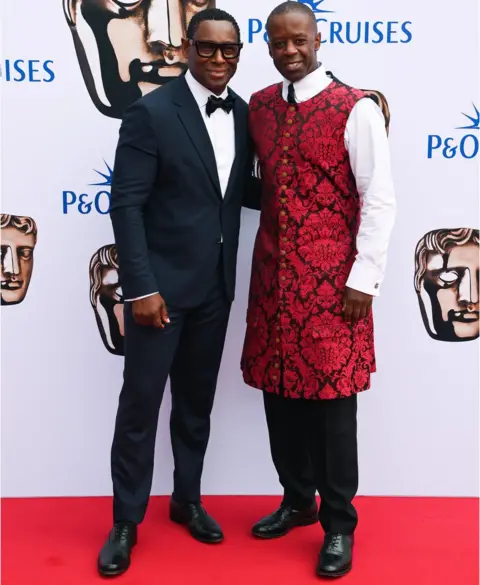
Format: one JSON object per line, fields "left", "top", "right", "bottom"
{"left": 206, "top": 94, "right": 235, "bottom": 117}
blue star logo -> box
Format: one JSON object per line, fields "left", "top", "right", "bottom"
{"left": 298, "top": 0, "right": 334, "bottom": 13}
{"left": 89, "top": 161, "right": 113, "bottom": 186}
{"left": 456, "top": 103, "right": 479, "bottom": 130}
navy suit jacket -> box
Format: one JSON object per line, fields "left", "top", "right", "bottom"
{"left": 110, "top": 75, "right": 260, "bottom": 308}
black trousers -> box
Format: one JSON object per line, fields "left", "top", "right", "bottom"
{"left": 111, "top": 266, "right": 230, "bottom": 524}
{"left": 263, "top": 391, "right": 358, "bottom": 535}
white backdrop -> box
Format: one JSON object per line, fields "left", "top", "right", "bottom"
{"left": 1, "top": 0, "right": 479, "bottom": 498}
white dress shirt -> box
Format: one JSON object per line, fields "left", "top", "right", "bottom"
{"left": 126, "top": 71, "right": 236, "bottom": 302}
{"left": 184, "top": 70, "right": 236, "bottom": 197}
{"left": 281, "top": 64, "right": 396, "bottom": 296}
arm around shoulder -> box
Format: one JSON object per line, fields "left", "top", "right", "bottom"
{"left": 243, "top": 157, "right": 262, "bottom": 211}
{"left": 242, "top": 119, "right": 262, "bottom": 211}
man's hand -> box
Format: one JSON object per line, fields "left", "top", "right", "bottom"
{"left": 132, "top": 293, "right": 169, "bottom": 328}
{"left": 342, "top": 287, "right": 373, "bottom": 325}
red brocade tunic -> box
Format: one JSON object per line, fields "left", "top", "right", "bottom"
{"left": 241, "top": 80, "right": 376, "bottom": 400}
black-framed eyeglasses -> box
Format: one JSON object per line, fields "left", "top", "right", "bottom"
{"left": 189, "top": 40, "right": 243, "bottom": 60}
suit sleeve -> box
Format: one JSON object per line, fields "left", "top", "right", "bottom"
{"left": 242, "top": 150, "right": 262, "bottom": 210}
{"left": 110, "top": 102, "right": 159, "bottom": 301}
{"left": 242, "top": 106, "right": 262, "bottom": 211}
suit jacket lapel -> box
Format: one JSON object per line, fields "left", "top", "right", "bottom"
{"left": 173, "top": 76, "right": 221, "bottom": 197}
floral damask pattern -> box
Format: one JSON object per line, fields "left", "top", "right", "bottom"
{"left": 241, "top": 79, "right": 384, "bottom": 400}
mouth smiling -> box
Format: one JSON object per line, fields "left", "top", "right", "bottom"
{"left": 207, "top": 69, "right": 229, "bottom": 78}
{"left": 284, "top": 61, "right": 302, "bottom": 70}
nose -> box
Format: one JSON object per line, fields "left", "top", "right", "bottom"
{"left": 284, "top": 40, "right": 299, "bottom": 57}
{"left": 1, "top": 246, "right": 20, "bottom": 277}
{"left": 211, "top": 47, "right": 227, "bottom": 65}
{"left": 458, "top": 269, "right": 479, "bottom": 306}
{"left": 146, "top": 0, "right": 183, "bottom": 47}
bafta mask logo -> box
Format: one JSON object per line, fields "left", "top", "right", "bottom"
{"left": 1, "top": 214, "right": 37, "bottom": 306}
{"left": 63, "top": 0, "right": 215, "bottom": 119}
{"left": 89, "top": 244, "right": 124, "bottom": 355}
{"left": 414, "top": 228, "right": 479, "bottom": 342}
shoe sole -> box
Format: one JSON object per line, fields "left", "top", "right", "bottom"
{"left": 170, "top": 512, "right": 224, "bottom": 544}
{"left": 98, "top": 567, "right": 129, "bottom": 578}
{"left": 252, "top": 516, "right": 318, "bottom": 540}
{"left": 316, "top": 565, "right": 352, "bottom": 579}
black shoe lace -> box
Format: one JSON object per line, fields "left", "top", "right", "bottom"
{"left": 278, "top": 506, "right": 292, "bottom": 520}
{"left": 114, "top": 523, "right": 132, "bottom": 543}
{"left": 189, "top": 503, "right": 205, "bottom": 518}
{"left": 326, "top": 535, "right": 344, "bottom": 555}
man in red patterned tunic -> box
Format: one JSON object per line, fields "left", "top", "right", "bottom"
{"left": 241, "top": 2, "right": 396, "bottom": 578}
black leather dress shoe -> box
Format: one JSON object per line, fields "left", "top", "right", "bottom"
{"left": 316, "top": 534, "right": 353, "bottom": 578}
{"left": 97, "top": 522, "right": 137, "bottom": 577}
{"left": 169, "top": 499, "right": 224, "bottom": 544}
{"left": 252, "top": 504, "right": 318, "bottom": 539}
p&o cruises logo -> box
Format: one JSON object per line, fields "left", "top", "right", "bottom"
{"left": 427, "top": 104, "right": 479, "bottom": 160}
{"left": 62, "top": 162, "right": 113, "bottom": 215}
{"left": 248, "top": 0, "right": 413, "bottom": 45}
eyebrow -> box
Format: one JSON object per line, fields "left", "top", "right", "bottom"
{"left": 195, "top": 39, "right": 238, "bottom": 43}
{"left": 271, "top": 33, "right": 308, "bottom": 40}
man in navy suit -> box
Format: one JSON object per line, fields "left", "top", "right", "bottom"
{"left": 98, "top": 8, "right": 259, "bottom": 577}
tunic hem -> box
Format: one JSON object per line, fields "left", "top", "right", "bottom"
{"left": 241, "top": 373, "right": 374, "bottom": 401}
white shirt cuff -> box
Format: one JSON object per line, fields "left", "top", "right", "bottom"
{"left": 125, "top": 292, "right": 158, "bottom": 302}
{"left": 346, "top": 261, "right": 383, "bottom": 297}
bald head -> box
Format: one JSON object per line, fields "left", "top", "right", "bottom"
{"left": 265, "top": 1, "right": 321, "bottom": 83}
{"left": 266, "top": 1, "right": 318, "bottom": 36}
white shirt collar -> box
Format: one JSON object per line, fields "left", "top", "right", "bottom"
{"left": 185, "top": 70, "right": 229, "bottom": 108}
{"left": 281, "top": 63, "right": 332, "bottom": 103}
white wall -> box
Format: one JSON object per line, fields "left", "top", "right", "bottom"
{"left": 1, "top": 0, "right": 478, "bottom": 498}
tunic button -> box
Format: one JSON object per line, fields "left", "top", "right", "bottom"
{"left": 276, "top": 350, "right": 280, "bottom": 356}
{"left": 287, "top": 119, "right": 293, "bottom": 125}
{"left": 283, "top": 159, "right": 288, "bottom": 164}
{"left": 281, "top": 263, "right": 286, "bottom": 269}
{"left": 280, "top": 276, "right": 286, "bottom": 281}
{"left": 280, "top": 210, "right": 286, "bottom": 216}
{"left": 282, "top": 237, "right": 287, "bottom": 242}
{"left": 280, "top": 197, "right": 286, "bottom": 203}
{"left": 281, "top": 225, "right": 287, "bottom": 230}
{"left": 276, "top": 326, "right": 281, "bottom": 331}
{"left": 280, "top": 250, "right": 286, "bottom": 256}
{"left": 289, "top": 106, "right": 295, "bottom": 112}
{"left": 272, "top": 375, "right": 278, "bottom": 381}
{"left": 281, "top": 185, "right": 287, "bottom": 191}
{"left": 274, "top": 363, "right": 280, "bottom": 368}
{"left": 284, "top": 132, "right": 290, "bottom": 138}
{"left": 276, "top": 337, "right": 280, "bottom": 343}
{"left": 282, "top": 171, "right": 287, "bottom": 177}
{"left": 283, "top": 146, "right": 289, "bottom": 151}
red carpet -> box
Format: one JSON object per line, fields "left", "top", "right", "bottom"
{"left": 1, "top": 496, "right": 478, "bottom": 585}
